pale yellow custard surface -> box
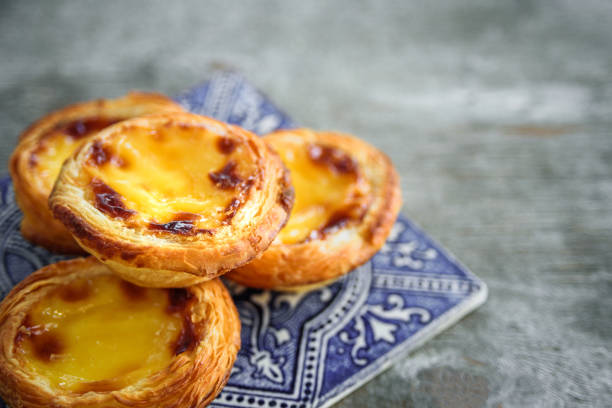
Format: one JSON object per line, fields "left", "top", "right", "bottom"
{"left": 83, "top": 124, "right": 258, "bottom": 229}
{"left": 268, "top": 136, "right": 367, "bottom": 244}
{"left": 15, "top": 274, "right": 184, "bottom": 393}
{"left": 31, "top": 118, "right": 120, "bottom": 192}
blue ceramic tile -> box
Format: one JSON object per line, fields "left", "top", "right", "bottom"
{"left": 0, "top": 71, "right": 486, "bottom": 408}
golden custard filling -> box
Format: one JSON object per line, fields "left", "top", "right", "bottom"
{"left": 82, "top": 124, "right": 258, "bottom": 233}
{"left": 268, "top": 136, "right": 370, "bottom": 244}
{"left": 30, "top": 118, "right": 120, "bottom": 192}
{"left": 15, "top": 274, "right": 195, "bottom": 393}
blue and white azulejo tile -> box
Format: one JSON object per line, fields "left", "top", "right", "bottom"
{"left": 0, "top": 71, "right": 487, "bottom": 408}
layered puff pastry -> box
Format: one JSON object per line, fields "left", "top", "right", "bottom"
{"left": 226, "top": 129, "right": 401, "bottom": 289}
{"left": 0, "top": 257, "right": 240, "bottom": 408}
{"left": 49, "top": 112, "right": 294, "bottom": 288}
{"left": 9, "top": 92, "right": 184, "bottom": 254}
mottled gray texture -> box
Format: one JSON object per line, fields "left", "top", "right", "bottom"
{"left": 1, "top": 0, "right": 611, "bottom": 407}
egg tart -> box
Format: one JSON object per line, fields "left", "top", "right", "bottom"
{"left": 226, "top": 129, "right": 401, "bottom": 289}
{"left": 0, "top": 257, "right": 240, "bottom": 408}
{"left": 9, "top": 92, "right": 184, "bottom": 254}
{"left": 49, "top": 112, "right": 293, "bottom": 287}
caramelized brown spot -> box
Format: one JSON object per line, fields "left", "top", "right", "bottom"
{"left": 209, "top": 160, "right": 243, "bottom": 189}
{"left": 15, "top": 314, "right": 33, "bottom": 344}
{"left": 15, "top": 315, "right": 36, "bottom": 345}
{"left": 165, "top": 288, "right": 199, "bottom": 354}
{"left": 173, "top": 212, "right": 201, "bottom": 222}
{"left": 217, "top": 136, "right": 237, "bottom": 154}
{"left": 88, "top": 140, "right": 110, "bottom": 165}
{"left": 148, "top": 216, "right": 214, "bottom": 236}
{"left": 87, "top": 140, "right": 125, "bottom": 167}
{"left": 31, "top": 332, "right": 65, "bottom": 362}
{"left": 306, "top": 205, "right": 366, "bottom": 242}
{"left": 244, "top": 175, "right": 256, "bottom": 192}
{"left": 217, "top": 171, "right": 257, "bottom": 224}
{"left": 321, "top": 211, "right": 353, "bottom": 234}
{"left": 148, "top": 212, "right": 202, "bottom": 235}
{"left": 149, "top": 220, "right": 195, "bottom": 235}
{"left": 308, "top": 144, "right": 358, "bottom": 176}
{"left": 173, "top": 317, "right": 197, "bottom": 355}
{"left": 14, "top": 328, "right": 25, "bottom": 345}
{"left": 279, "top": 185, "right": 295, "bottom": 213}
{"left": 223, "top": 198, "right": 241, "bottom": 223}
{"left": 28, "top": 153, "right": 39, "bottom": 168}
{"left": 277, "top": 167, "right": 294, "bottom": 213}
{"left": 58, "top": 279, "right": 93, "bottom": 302}
{"left": 166, "top": 288, "right": 194, "bottom": 314}
{"left": 120, "top": 250, "right": 139, "bottom": 261}
{"left": 17, "top": 316, "right": 63, "bottom": 361}
{"left": 119, "top": 280, "right": 147, "bottom": 301}
{"left": 74, "top": 379, "right": 122, "bottom": 394}
{"left": 62, "top": 117, "right": 120, "bottom": 140}
{"left": 16, "top": 316, "right": 65, "bottom": 362}
{"left": 91, "top": 178, "right": 135, "bottom": 219}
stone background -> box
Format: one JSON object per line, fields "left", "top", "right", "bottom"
{"left": 1, "top": 1, "right": 611, "bottom": 407}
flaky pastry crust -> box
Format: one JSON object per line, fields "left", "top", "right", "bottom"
{"left": 0, "top": 257, "right": 240, "bottom": 408}
{"left": 9, "top": 92, "right": 184, "bottom": 254}
{"left": 49, "top": 112, "right": 294, "bottom": 287}
{"left": 226, "top": 129, "right": 401, "bottom": 289}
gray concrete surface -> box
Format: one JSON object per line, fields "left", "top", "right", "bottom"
{"left": 1, "top": 0, "right": 612, "bottom": 406}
